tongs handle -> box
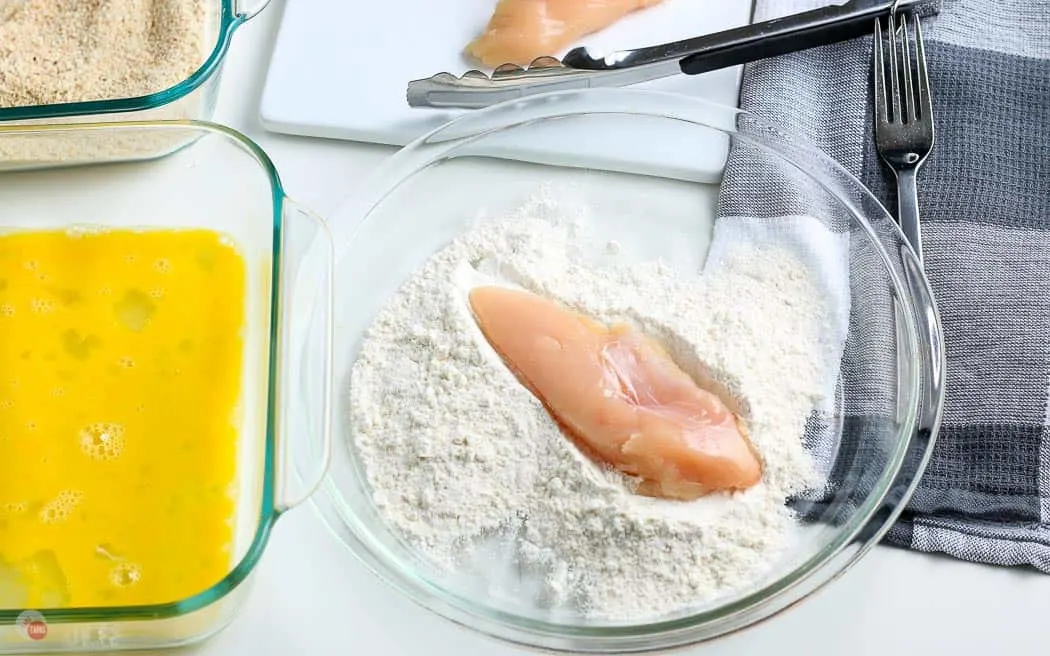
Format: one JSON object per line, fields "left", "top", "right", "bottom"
{"left": 679, "top": 0, "right": 919, "bottom": 75}
{"left": 560, "top": 0, "right": 922, "bottom": 75}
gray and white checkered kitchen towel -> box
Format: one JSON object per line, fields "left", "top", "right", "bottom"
{"left": 718, "top": 0, "right": 1050, "bottom": 570}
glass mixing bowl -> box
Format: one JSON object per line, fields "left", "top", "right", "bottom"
{"left": 305, "top": 89, "right": 945, "bottom": 652}
{"left": 0, "top": 121, "right": 332, "bottom": 653}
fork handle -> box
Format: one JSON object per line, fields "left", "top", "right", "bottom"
{"left": 896, "top": 168, "right": 924, "bottom": 262}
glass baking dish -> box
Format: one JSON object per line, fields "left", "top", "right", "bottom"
{"left": 0, "top": 121, "right": 332, "bottom": 653}
{"left": 0, "top": 1, "right": 269, "bottom": 166}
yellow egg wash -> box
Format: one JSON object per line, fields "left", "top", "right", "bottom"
{"left": 0, "top": 228, "right": 246, "bottom": 609}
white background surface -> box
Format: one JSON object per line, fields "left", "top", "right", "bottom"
{"left": 167, "top": 2, "right": 1050, "bottom": 654}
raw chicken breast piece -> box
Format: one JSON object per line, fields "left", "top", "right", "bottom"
{"left": 467, "top": 285, "right": 762, "bottom": 500}
{"left": 466, "top": 0, "right": 666, "bottom": 67}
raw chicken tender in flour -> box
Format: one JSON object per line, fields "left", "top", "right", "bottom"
{"left": 467, "top": 285, "right": 762, "bottom": 500}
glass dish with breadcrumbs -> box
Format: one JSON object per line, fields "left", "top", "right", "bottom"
{"left": 0, "top": 0, "right": 270, "bottom": 169}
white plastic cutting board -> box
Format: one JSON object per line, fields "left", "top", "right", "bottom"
{"left": 259, "top": 0, "right": 754, "bottom": 182}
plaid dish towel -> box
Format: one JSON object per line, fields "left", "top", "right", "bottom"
{"left": 718, "top": 0, "right": 1050, "bottom": 570}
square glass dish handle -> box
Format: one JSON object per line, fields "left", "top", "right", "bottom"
{"left": 234, "top": 0, "right": 272, "bottom": 22}
{"left": 275, "top": 198, "right": 334, "bottom": 513}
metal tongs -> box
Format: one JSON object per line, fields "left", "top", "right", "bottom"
{"left": 408, "top": 0, "right": 922, "bottom": 109}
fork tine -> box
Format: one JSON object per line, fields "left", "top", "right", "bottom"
{"left": 913, "top": 13, "right": 931, "bottom": 122}
{"left": 887, "top": 13, "right": 902, "bottom": 123}
{"left": 901, "top": 15, "right": 916, "bottom": 123}
{"left": 873, "top": 18, "right": 888, "bottom": 124}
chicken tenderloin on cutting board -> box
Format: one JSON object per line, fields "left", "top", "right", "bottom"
{"left": 466, "top": 0, "right": 666, "bottom": 67}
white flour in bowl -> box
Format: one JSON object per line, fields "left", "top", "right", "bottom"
{"left": 350, "top": 192, "right": 835, "bottom": 621}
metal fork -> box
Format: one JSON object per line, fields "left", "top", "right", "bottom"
{"left": 873, "top": 12, "right": 935, "bottom": 261}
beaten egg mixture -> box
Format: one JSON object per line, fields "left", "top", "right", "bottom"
{"left": 0, "top": 228, "right": 246, "bottom": 608}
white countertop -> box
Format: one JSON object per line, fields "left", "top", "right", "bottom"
{"left": 178, "top": 3, "right": 1050, "bottom": 654}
